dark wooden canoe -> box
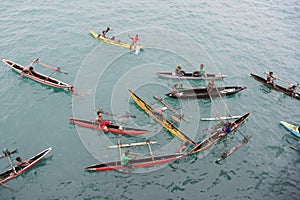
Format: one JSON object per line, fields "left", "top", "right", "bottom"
{"left": 84, "top": 153, "right": 184, "bottom": 171}
{"left": 68, "top": 118, "right": 149, "bottom": 135}
{"left": 166, "top": 86, "right": 246, "bottom": 99}
{"left": 188, "top": 112, "right": 251, "bottom": 155}
{"left": 250, "top": 73, "right": 300, "bottom": 100}
{"left": 155, "top": 72, "right": 226, "bottom": 80}
{"left": 2, "top": 59, "right": 72, "bottom": 90}
{"left": 0, "top": 147, "right": 52, "bottom": 184}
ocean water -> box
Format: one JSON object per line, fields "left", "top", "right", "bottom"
{"left": 0, "top": 0, "right": 299, "bottom": 199}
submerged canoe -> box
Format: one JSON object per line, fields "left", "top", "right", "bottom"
{"left": 84, "top": 153, "right": 184, "bottom": 171}
{"left": 250, "top": 73, "right": 300, "bottom": 100}
{"left": 128, "top": 89, "right": 196, "bottom": 145}
{"left": 216, "top": 135, "right": 252, "bottom": 163}
{"left": 280, "top": 121, "right": 300, "bottom": 138}
{"left": 155, "top": 72, "right": 226, "bottom": 80}
{"left": 89, "top": 29, "right": 145, "bottom": 49}
{"left": 188, "top": 112, "right": 251, "bottom": 155}
{"left": 166, "top": 86, "right": 246, "bottom": 99}
{"left": 68, "top": 118, "right": 148, "bottom": 135}
{"left": 2, "top": 59, "right": 72, "bottom": 90}
{"left": 0, "top": 147, "right": 52, "bottom": 184}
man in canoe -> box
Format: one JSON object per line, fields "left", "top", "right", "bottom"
{"left": 267, "top": 71, "right": 276, "bottom": 86}
{"left": 121, "top": 149, "right": 138, "bottom": 173}
{"left": 153, "top": 107, "right": 168, "bottom": 118}
{"left": 207, "top": 79, "right": 214, "bottom": 95}
{"left": 128, "top": 34, "right": 139, "bottom": 50}
{"left": 101, "top": 27, "right": 112, "bottom": 38}
{"left": 192, "top": 64, "right": 206, "bottom": 77}
{"left": 95, "top": 110, "right": 112, "bottom": 132}
{"left": 175, "top": 64, "right": 185, "bottom": 76}
{"left": 16, "top": 157, "right": 29, "bottom": 169}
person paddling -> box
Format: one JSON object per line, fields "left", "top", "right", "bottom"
{"left": 95, "top": 110, "right": 112, "bottom": 132}
{"left": 121, "top": 149, "right": 138, "bottom": 173}
{"left": 128, "top": 34, "right": 139, "bottom": 50}
{"left": 16, "top": 157, "right": 29, "bottom": 169}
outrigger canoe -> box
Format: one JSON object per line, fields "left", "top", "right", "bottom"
{"left": 155, "top": 72, "right": 226, "bottom": 80}
{"left": 128, "top": 89, "right": 196, "bottom": 145}
{"left": 188, "top": 112, "right": 251, "bottom": 155}
{"left": 89, "top": 29, "right": 145, "bottom": 49}
{"left": 0, "top": 147, "right": 52, "bottom": 184}
{"left": 2, "top": 59, "right": 72, "bottom": 90}
{"left": 84, "top": 153, "right": 184, "bottom": 171}
{"left": 68, "top": 118, "right": 149, "bottom": 135}
{"left": 280, "top": 121, "right": 300, "bottom": 138}
{"left": 166, "top": 86, "right": 246, "bottom": 99}
{"left": 250, "top": 73, "right": 300, "bottom": 100}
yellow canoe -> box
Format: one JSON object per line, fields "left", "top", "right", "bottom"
{"left": 128, "top": 89, "right": 196, "bottom": 146}
{"left": 88, "top": 29, "right": 145, "bottom": 49}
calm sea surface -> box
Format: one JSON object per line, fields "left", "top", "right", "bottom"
{"left": 0, "top": 1, "right": 299, "bottom": 199}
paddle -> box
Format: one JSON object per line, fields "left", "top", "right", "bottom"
{"left": 153, "top": 96, "right": 189, "bottom": 123}
{"left": 3, "top": 149, "right": 16, "bottom": 174}
{"left": 98, "top": 109, "right": 136, "bottom": 118}
{"left": 34, "top": 60, "right": 68, "bottom": 74}
{"left": 0, "top": 182, "right": 16, "bottom": 192}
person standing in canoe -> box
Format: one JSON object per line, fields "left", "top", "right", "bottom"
{"left": 95, "top": 110, "right": 112, "bottom": 132}
{"left": 121, "top": 149, "right": 137, "bottom": 173}
{"left": 128, "top": 34, "right": 139, "bottom": 50}
{"left": 192, "top": 64, "right": 206, "bottom": 77}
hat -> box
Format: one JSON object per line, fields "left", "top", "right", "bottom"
{"left": 161, "top": 107, "right": 168, "bottom": 111}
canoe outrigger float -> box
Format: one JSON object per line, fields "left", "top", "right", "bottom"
{"left": 250, "top": 73, "right": 300, "bottom": 100}
{"left": 68, "top": 118, "right": 149, "bottom": 135}
{"left": 2, "top": 59, "right": 73, "bottom": 90}
{"left": 84, "top": 140, "right": 184, "bottom": 171}
{"left": 128, "top": 89, "right": 196, "bottom": 146}
{"left": 216, "top": 135, "right": 252, "bottom": 163}
{"left": 89, "top": 29, "right": 145, "bottom": 50}
{"left": 0, "top": 147, "right": 52, "bottom": 184}
{"left": 188, "top": 112, "right": 251, "bottom": 155}
{"left": 0, "top": 149, "right": 17, "bottom": 160}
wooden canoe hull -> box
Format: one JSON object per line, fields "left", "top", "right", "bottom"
{"left": 155, "top": 72, "right": 226, "bottom": 80}
{"left": 166, "top": 86, "right": 246, "bottom": 99}
{"left": 68, "top": 118, "right": 149, "bottom": 135}
{"left": 250, "top": 73, "right": 300, "bottom": 100}
{"left": 128, "top": 89, "right": 196, "bottom": 145}
{"left": 89, "top": 29, "right": 145, "bottom": 49}
{"left": 84, "top": 154, "right": 184, "bottom": 171}
{"left": 2, "top": 59, "right": 72, "bottom": 89}
{"left": 0, "top": 147, "right": 52, "bottom": 184}
{"left": 188, "top": 112, "right": 251, "bottom": 155}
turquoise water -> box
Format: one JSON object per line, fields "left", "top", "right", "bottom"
{"left": 0, "top": 1, "right": 299, "bottom": 199}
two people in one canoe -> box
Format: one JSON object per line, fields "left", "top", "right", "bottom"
{"left": 16, "top": 156, "right": 29, "bottom": 169}
{"left": 121, "top": 149, "right": 138, "bottom": 173}
{"left": 95, "top": 110, "right": 112, "bottom": 132}
{"left": 192, "top": 64, "right": 206, "bottom": 77}
{"left": 128, "top": 34, "right": 139, "bottom": 50}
